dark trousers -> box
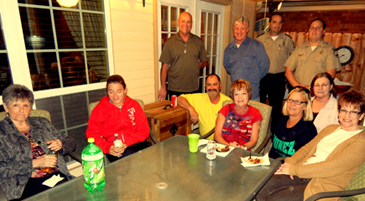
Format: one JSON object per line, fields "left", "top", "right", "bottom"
{"left": 106, "top": 141, "right": 150, "bottom": 163}
{"left": 167, "top": 90, "right": 200, "bottom": 100}
{"left": 12, "top": 171, "right": 69, "bottom": 200}
{"left": 259, "top": 73, "right": 286, "bottom": 133}
{"left": 255, "top": 175, "right": 311, "bottom": 201}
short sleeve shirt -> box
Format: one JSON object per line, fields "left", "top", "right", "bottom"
{"left": 219, "top": 104, "right": 263, "bottom": 146}
{"left": 159, "top": 32, "right": 207, "bottom": 92}
{"left": 284, "top": 40, "right": 341, "bottom": 86}
{"left": 181, "top": 93, "right": 232, "bottom": 139}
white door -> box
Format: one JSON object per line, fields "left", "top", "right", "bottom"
{"left": 196, "top": 1, "right": 225, "bottom": 93}
{"left": 157, "top": 0, "right": 225, "bottom": 96}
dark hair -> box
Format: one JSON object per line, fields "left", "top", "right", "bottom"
{"left": 206, "top": 73, "right": 221, "bottom": 84}
{"left": 310, "top": 72, "right": 337, "bottom": 97}
{"left": 269, "top": 12, "right": 284, "bottom": 22}
{"left": 2, "top": 84, "right": 34, "bottom": 107}
{"left": 338, "top": 90, "right": 365, "bottom": 114}
{"left": 310, "top": 18, "right": 326, "bottom": 30}
{"left": 229, "top": 79, "right": 252, "bottom": 99}
{"left": 106, "top": 75, "right": 126, "bottom": 92}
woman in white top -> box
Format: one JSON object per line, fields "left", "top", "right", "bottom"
{"left": 310, "top": 72, "right": 339, "bottom": 133}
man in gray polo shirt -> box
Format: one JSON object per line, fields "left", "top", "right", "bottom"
{"left": 158, "top": 12, "right": 208, "bottom": 100}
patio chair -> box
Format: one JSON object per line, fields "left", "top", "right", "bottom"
{"left": 200, "top": 100, "right": 272, "bottom": 154}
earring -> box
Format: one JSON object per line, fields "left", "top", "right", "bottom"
{"left": 6, "top": 112, "right": 9, "bottom": 117}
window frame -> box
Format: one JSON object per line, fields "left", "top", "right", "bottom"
{"left": 0, "top": 0, "right": 114, "bottom": 106}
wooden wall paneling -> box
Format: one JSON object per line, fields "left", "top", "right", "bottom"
{"left": 324, "top": 32, "right": 332, "bottom": 44}
{"left": 340, "top": 33, "right": 352, "bottom": 82}
{"left": 360, "top": 34, "right": 365, "bottom": 94}
{"left": 296, "top": 32, "right": 307, "bottom": 47}
{"left": 352, "top": 33, "right": 364, "bottom": 91}
{"left": 289, "top": 32, "right": 298, "bottom": 47}
{"left": 332, "top": 33, "right": 342, "bottom": 48}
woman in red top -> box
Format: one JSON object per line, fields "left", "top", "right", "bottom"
{"left": 86, "top": 75, "right": 150, "bottom": 162}
{"left": 214, "top": 79, "right": 263, "bottom": 150}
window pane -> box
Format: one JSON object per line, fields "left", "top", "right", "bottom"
{"left": 211, "top": 56, "right": 216, "bottom": 74}
{"left": 201, "top": 12, "right": 206, "bottom": 34}
{"left": 27, "top": 52, "right": 61, "bottom": 91}
{"left": 207, "top": 13, "right": 213, "bottom": 34}
{"left": 161, "top": 33, "right": 168, "bottom": 50}
{"left": 161, "top": 6, "right": 168, "bottom": 32}
{"left": 214, "top": 14, "right": 218, "bottom": 35}
{"left": 207, "top": 35, "right": 211, "bottom": 56}
{"left": 86, "top": 51, "right": 108, "bottom": 83}
{"left": 0, "top": 54, "right": 12, "bottom": 94}
{"left": 51, "top": 0, "right": 79, "bottom": 9}
{"left": 212, "top": 36, "right": 217, "bottom": 55}
{"left": 81, "top": 0, "right": 103, "bottom": 11}
{"left": 171, "top": 7, "right": 177, "bottom": 32}
{"left": 83, "top": 13, "right": 106, "bottom": 48}
{"left": 19, "top": 0, "right": 49, "bottom": 6}
{"left": 54, "top": 10, "right": 82, "bottom": 49}
{"left": 19, "top": 7, "right": 55, "bottom": 50}
{"left": 59, "top": 52, "right": 87, "bottom": 87}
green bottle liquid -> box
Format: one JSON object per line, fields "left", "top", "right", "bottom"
{"left": 82, "top": 138, "right": 105, "bottom": 193}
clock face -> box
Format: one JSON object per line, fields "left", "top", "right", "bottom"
{"left": 336, "top": 46, "right": 354, "bottom": 65}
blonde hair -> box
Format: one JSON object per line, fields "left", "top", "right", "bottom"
{"left": 233, "top": 15, "right": 249, "bottom": 27}
{"left": 282, "top": 88, "right": 313, "bottom": 121}
{"left": 229, "top": 79, "right": 252, "bottom": 99}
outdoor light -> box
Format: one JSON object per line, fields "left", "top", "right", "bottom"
{"left": 56, "top": 0, "right": 79, "bottom": 8}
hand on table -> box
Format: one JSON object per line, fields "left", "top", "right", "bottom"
{"left": 33, "top": 154, "right": 57, "bottom": 168}
{"left": 275, "top": 163, "right": 293, "bottom": 179}
{"left": 229, "top": 141, "right": 244, "bottom": 149}
{"left": 109, "top": 144, "right": 128, "bottom": 157}
{"left": 47, "top": 139, "right": 63, "bottom": 152}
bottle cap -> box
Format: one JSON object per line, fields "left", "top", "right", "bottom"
{"left": 88, "top": 138, "right": 95, "bottom": 143}
{"left": 114, "top": 133, "right": 118, "bottom": 137}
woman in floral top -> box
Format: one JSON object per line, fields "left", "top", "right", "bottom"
{"left": 215, "top": 79, "right": 263, "bottom": 150}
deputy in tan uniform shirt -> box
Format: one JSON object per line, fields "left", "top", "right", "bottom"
{"left": 284, "top": 18, "right": 341, "bottom": 88}
{"left": 256, "top": 12, "right": 294, "bottom": 132}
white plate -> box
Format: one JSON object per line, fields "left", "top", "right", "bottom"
{"left": 200, "top": 143, "right": 235, "bottom": 157}
{"left": 241, "top": 153, "right": 270, "bottom": 167}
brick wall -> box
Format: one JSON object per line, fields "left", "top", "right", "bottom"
{"left": 256, "top": 10, "right": 365, "bottom": 33}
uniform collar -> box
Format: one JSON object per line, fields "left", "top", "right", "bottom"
{"left": 176, "top": 31, "right": 192, "bottom": 42}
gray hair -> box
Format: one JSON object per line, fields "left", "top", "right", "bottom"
{"left": 2, "top": 84, "right": 34, "bottom": 107}
{"left": 233, "top": 15, "right": 250, "bottom": 27}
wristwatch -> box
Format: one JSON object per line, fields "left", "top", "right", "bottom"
{"left": 243, "top": 145, "right": 247, "bottom": 150}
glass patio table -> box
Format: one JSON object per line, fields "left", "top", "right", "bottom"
{"left": 25, "top": 135, "right": 280, "bottom": 201}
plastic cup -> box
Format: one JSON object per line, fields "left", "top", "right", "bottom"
{"left": 188, "top": 134, "right": 200, "bottom": 153}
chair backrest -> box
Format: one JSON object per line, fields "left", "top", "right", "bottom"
{"left": 222, "top": 100, "right": 272, "bottom": 153}
{"left": 0, "top": 109, "right": 51, "bottom": 122}
{"left": 341, "top": 126, "right": 365, "bottom": 201}
{"left": 89, "top": 98, "right": 144, "bottom": 116}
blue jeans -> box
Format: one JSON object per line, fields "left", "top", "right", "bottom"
{"left": 255, "top": 175, "right": 311, "bottom": 201}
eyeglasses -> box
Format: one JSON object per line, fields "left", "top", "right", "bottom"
{"left": 314, "top": 83, "right": 330, "bottom": 88}
{"left": 287, "top": 99, "right": 307, "bottom": 105}
{"left": 294, "top": 86, "right": 310, "bottom": 95}
{"left": 339, "top": 109, "right": 361, "bottom": 116}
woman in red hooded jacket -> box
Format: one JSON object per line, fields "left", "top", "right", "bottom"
{"left": 86, "top": 75, "right": 150, "bottom": 162}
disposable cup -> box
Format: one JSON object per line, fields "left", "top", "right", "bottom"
{"left": 188, "top": 134, "right": 200, "bottom": 153}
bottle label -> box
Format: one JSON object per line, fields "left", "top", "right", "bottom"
{"left": 82, "top": 158, "right": 105, "bottom": 184}
{"left": 114, "top": 139, "right": 122, "bottom": 148}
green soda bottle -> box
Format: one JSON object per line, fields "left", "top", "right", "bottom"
{"left": 82, "top": 138, "right": 105, "bottom": 193}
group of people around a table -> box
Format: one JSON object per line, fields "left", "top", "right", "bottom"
{"left": 0, "top": 11, "right": 363, "bottom": 201}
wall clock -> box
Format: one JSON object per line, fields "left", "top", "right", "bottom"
{"left": 335, "top": 45, "right": 354, "bottom": 65}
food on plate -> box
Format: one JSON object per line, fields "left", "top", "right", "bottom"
{"left": 248, "top": 158, "right": 262, "bottom": 164}
{"left": 216, "top": 145, "right": 230, "bottom": 152}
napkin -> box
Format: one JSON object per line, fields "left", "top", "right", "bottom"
{"left": 241, "top": 153, "right": 270, "bottom": 167}
{"left": 198, "top": 139, "right": 209, "bottom": 147}
{"left": 42, "top": 174, "right": 65, "bottom": 187}
{"left": 200, "top": 144, "right": 235, "bottom": 157}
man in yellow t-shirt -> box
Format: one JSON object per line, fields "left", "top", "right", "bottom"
{"left": 177, "top": 74, "right": 231, "bottom": 140}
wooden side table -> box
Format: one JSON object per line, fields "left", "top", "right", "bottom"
{"left": 144, "top": 100, "right": 191, "bottom": 142}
